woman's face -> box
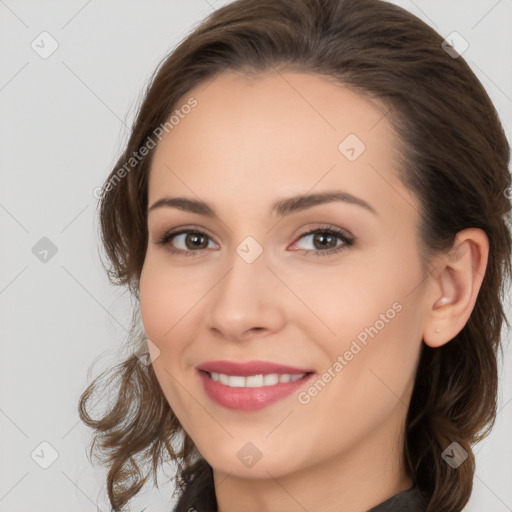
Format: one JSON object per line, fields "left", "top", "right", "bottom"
{"left": 139, "top": 70, "right": 430, "bottom": 480}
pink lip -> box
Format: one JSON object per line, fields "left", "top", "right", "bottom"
{"left": 196, "top": 359, "right": 315, "bottom": 376}
{"left": 196, "top": 360, "right": 316, "bottom": 411}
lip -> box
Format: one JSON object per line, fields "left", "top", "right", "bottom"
{"left": 196, "top": 359, "right": 315, "bottom": 376}
{"left": 196, "top": 360, "right": 316, "bottom": 411}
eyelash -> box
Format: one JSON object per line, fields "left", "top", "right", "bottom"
{"left": 155, "top": 225, "right": 354, "bottom": 258}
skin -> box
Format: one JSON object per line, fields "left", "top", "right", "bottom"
{"left": 139, "top": 70, "right": 488, "bottom": 512}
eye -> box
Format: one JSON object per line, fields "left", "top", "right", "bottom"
{"left": 290, "top": 226, "right": 354, "bottom": 257}
{"left": 155, "top": 228, "right": 218, "bottom": 257}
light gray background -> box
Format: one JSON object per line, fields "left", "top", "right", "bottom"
{"left": 1, "top": 1, "right": 511, "bottom": 511}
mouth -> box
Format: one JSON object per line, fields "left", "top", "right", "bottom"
{"left": 199, "top": 370, "right": 313, "bottom": 388}
{"left": 196, "top": 366, "right": 316, "bottom": 411}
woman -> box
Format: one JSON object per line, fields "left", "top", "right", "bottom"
{"left": 78, "top": 0, "right": 512, "bottom": 511}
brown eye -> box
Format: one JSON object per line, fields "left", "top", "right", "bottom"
{"left": 311, "top": 232, "right": 339, "bottom": 250}
{"left": 290, "top": 227, "right": 354, "bottom": 257}
{"left": 156, "top": 228, "right": 218, "bottom": 257}
{"left": 183, "top": 232, "right": 209, "bottom": 250}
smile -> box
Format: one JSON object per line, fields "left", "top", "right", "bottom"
{"left": 197, "top": 369, "right": 315, "bottom": 411}
{"left": 207, "top": 371, "right": 307, "bottom": 387}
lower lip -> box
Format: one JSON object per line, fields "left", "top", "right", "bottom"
{"left": 197, "top": 370, "right": 315, "bottom": 411}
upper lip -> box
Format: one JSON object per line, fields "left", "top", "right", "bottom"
{"left": 197, "top": 360, "right": 315, "bottom": 376}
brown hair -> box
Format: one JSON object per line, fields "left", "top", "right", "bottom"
{"left": 78, "top": 0, "right": 512, "bottom": 511}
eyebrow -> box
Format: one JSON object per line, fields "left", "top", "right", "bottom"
{"left": 147, "top": 190, "right": 377, "bottom": 217}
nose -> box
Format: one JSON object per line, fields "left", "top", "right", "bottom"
{"left": 205, "top": 246, "right": 286, "bottom": 342}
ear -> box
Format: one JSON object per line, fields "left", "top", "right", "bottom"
{"left": 422, "top": 228, "right": 489, "bottom": 348}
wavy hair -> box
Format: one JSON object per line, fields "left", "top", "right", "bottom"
{"left": 78, "top": 0, "right": 512, "bottom": 511}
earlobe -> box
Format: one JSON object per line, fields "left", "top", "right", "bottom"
{"left": 422, "top": 228, "right": 489, "bottom": 348}
{"left": 431, "top": 296, "right": 452, "bottom": 336}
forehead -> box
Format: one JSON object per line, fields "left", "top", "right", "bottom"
{"left": 148, "top": 70, "right": 418, "bottom": 219}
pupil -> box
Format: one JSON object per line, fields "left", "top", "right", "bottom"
{"left": 314, "top": 233, "right": 336, "bottom": 250}
{"left": 187, "top": 233, "right": 207, "bottom": 250}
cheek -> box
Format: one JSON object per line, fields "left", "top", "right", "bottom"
{"left": 288, "top": 260, "right": 406, "bottom": 339}
{"left": 139, "top": 261, "right": 195, "bottom": 412}
{"left": 139, "top": 264, "right": 167, "bottom": 342}
{"left": 139, "top": 266, "right": 181, "bottom": 362}
{"left": 139, "top": 257, "right": 198, "bottom": 342}
{"left": 300, "top": 245, "right": 425, "bottom": 365}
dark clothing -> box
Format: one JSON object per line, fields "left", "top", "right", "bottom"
{"left": 367, "top": 485, "right": 429, "bottom": 512}
{"left": 172, "top": 479, "right": 429, "bottom": 512}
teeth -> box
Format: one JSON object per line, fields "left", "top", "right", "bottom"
{"left": 209, "top": 372, "right": 306, "bottom": 387}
